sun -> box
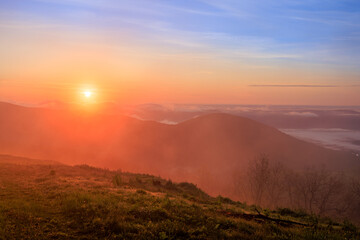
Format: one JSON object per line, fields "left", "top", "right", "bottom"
{"left": 83, "top": 90, "right": 92, "bottom": 98}
{"left": 78, "top": 87, "right": 98, "bottom": 106}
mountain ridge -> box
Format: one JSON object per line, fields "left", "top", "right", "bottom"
{"left": 0, "top": 102, "right": 358, "bottom": 197}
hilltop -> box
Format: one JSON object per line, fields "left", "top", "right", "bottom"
{"left": 0, "top": 154, "right": 358, "bottom": 239}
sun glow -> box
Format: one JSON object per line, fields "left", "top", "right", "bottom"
{"left": 83, "top": 90, "right": 93, "bottom": 98}
{"left": 78, "top": 87, "right": 100, "bottom": 109}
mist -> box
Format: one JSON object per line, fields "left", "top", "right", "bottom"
{"left": 1, "top": 101, "right": 359, "bottom": 223}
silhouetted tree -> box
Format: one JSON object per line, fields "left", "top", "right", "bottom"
{"left": 233, "top": 156, "right": 360, "bottom": 223}
{"left": 248, "top": 155, "right": 271, "bottom": 205}
{"left": 266, "top": 161, "right": 286, "bottom": 208}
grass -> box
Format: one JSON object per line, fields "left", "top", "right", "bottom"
{"left": 0, "top": 156, "right": 359, "bottom": 239}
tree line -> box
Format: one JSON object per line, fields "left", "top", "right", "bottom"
{"left": 233, "top": 155, "right": 360, "bottom": 222}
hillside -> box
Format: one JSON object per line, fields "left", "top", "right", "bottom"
{"left": 0, "top": 154, "right": 358, "bottom": 239}
{"left": 0, "top": 102, "right": 358, "bottom": 198}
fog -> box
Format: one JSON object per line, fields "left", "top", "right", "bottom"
{"left": 281, "top": 128, "right": 360, "bottom": 152}
{"left": 1, "top": 101, "right": 360, "bottom": 222}
{"left": 124, "top": 104, "right": 360, "bottom": 153}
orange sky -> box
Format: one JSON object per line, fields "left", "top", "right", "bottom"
{"left": 1, "top": 0, "right": 360, "bottom": 106}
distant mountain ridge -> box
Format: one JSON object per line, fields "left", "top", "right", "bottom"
{"left": 124, "top": 103, "right": 360, "bottom": 130}
{"left": 0, "top": 102, "right": 358, "bottom": 196}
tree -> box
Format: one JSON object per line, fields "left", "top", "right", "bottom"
{"left": 266, "top": 161, "right": 286, "bottom": 208}
{"left": 247, "top": 155, "right": 271, "bottom": 205}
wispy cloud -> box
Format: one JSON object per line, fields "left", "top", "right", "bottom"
{"left": 249, "top": 84, "right": 360, "bottom": 88}
{"left": 198, "top": 0, "right": 253, "bottom": 18}
{"left": 249, "top": 85, "right": 338, "bottom": 88}
{"left": 3, "top": 0, "right": 358, "bottom": 68}
{"left": 285, "top": 111, "right": 319, "bottom": 117}
{"left": 34, "top": 0, "right": 164, "bottom": 16}
{"left": 288, "top": 16, "right": 360, "bottom": 27}
{"left": 0, "top": 22, "right": 68, "bottom": 30}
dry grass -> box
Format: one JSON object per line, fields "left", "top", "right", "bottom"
{"left": 0, "top": 155, "right": 358, "bottom": 239}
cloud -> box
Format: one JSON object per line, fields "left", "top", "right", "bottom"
{"left": 249, "top": 85, "right": 337, "bottom": 88}
{"left": 0, "top": 22, "right": 68, "bottom": 29}
{"left": 337, "top": 113, "right": 360, "bottom": 116}
{"left": 285, "top": 112, "right": 319, "bottom": 117}
{"left": 127, "top": 114, "right": 146, "bottom": 121}
{"left": 159, "top": 120, "right": 178, "bottom": 125}
{"left": 281, "top": 128, "right": 360, "bottom": 151}
{"left": 199, "top": 0, "right": 252, "bottom": 18}
{"left": 3, "top": 0, "right": 360, "bottom": 80}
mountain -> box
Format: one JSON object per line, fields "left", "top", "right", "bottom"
{"left": 0, "top": 102, "right": 358, "bottom": 197}
{"left": 123, "top": 104, "right": 360, "bottom": 131}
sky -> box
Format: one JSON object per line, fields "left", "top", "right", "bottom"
{"left": 0, "top": 0, "right": 360, "bottom": 105}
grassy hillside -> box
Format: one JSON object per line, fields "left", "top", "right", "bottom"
{"left": 0, "top": 154, "right": 358, "bottom": 240}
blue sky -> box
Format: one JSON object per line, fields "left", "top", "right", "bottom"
{"left": 2, "top": 0, "right": 359, "bottom": 66}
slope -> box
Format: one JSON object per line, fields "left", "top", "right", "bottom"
{"left": 0, "top": 102, "right": 358, "bottom": 197}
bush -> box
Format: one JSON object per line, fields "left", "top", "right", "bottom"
{"left": 276, "top": 208, "right": 308, "bottom": 218}
{"left": 136, "top": 189, "right": 147, "bottom": 195}
{"left": 342, "top": 220, "right": 357, "bottom": 233}
{"left": 152, "top": 179, "right": 161, "bottom": 186}
{"left": 113, "top": 174, "right": 122, "bottom": 187}
{"left": 216, "top": 195, "right": 236, "bottom": 204}
{"left": 178, "top": 182, "right": 208, "bottom": 198}
{"left": 165, "top": 180, "right": 177, "bottom": 191}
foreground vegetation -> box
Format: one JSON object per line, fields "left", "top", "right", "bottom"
{"left": 0, "top": 155, "right": 358, "bottom": 239}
